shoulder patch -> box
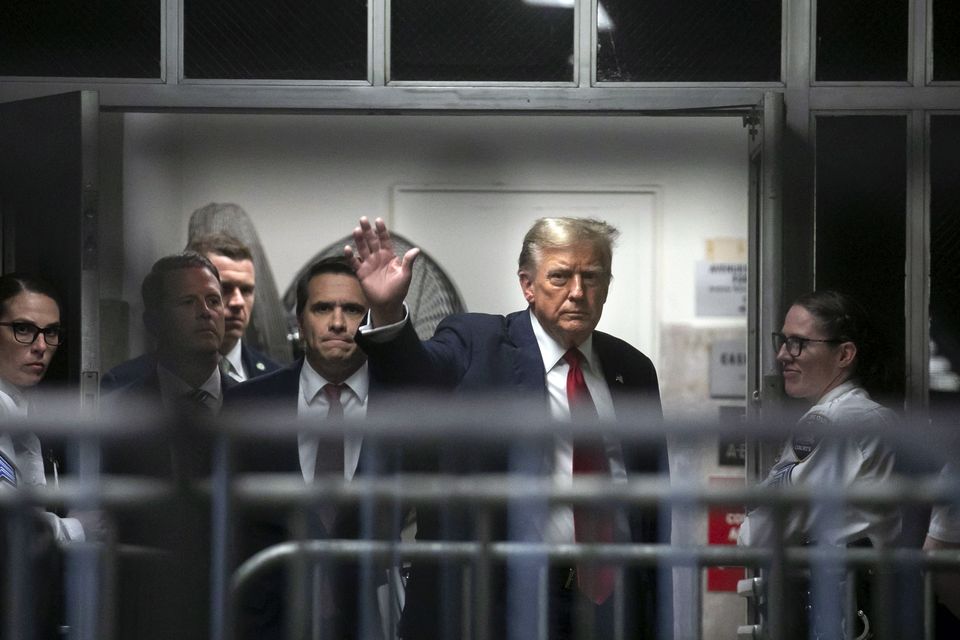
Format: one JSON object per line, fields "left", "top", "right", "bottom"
{"left": 0, "top": 451, "right": 18, "bottom": 487}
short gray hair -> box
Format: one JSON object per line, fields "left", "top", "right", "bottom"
{"left": 517, "top": 217, "right": 619, "bottom": 275}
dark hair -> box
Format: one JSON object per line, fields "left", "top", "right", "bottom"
{"left": 186, "top": 232, "right": 253, "bottom": 263}
{"left": 141, "top": 252, "right": 221, "bottom": 317}
{"left": 0, "top": 273, "right": 62, "bottom": 318}
{"left": 295, "top": 256, "right": 359, "bottom": 317}
{"left": 793, "top": 289, "right": 886, "bottom": 394}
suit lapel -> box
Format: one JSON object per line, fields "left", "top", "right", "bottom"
{"left": 593, "top": 333, "right": 629, "bottom": 412}
{"left": 506, "top": 310, "right": 549, "bottom": 398}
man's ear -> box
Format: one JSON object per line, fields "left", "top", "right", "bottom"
{"left": 518, "top": 270, "right": 535, "bottom": 305}
{"left": 838, "top": 341, "right": 858, "bottom": 369}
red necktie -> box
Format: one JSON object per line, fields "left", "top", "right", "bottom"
{"left": 563, "top": 349, "right": 616, "bottom": 605}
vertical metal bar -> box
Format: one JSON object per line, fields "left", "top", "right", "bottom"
{"left": 372, "top": 0, "right": 386, "bottom": 85}
{"left": 923, "top": 567, "right": 934, "bottom": 640}
{"left": 6, "top": 503, "right": 33, "bottom": 640}
{"left": 167, "top": 0, "right": 181, "bottom": 84}
{"left": 575, "top": 0, "right": 594, "bottom": 87}
{"left": 209, "top": 432, "right": 233, "bottom": 640}
{"left": 474, "top": 507, "right": 492, "bottom": 640}
{"left": 79, "top": 89, "right": 100, "bottom": 414}
{"left": 904, "top": 110, "right": 929, "bottom": 412}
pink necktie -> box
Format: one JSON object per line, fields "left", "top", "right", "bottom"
{"left": 564, "top": 349, "right": 615, "bottom": 605}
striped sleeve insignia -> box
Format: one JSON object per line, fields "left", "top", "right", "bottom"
{"left": 0, "top": 451, "right": 18, "bottom": 487}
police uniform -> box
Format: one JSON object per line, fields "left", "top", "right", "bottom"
{"left": 0, "top": 379, "right": 84, "bottom": 542}
{"left": 929, "top": 463, "right": 960, "bottom": 543}
{"left": 739, "top": 380, "right": 901, "bottom": 548}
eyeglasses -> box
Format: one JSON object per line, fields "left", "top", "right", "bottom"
{"left": 771, "top": 332, "right": 840, "bottom": 357}
{"left": 0, "top": 322, "right": 64, "bottom": 346}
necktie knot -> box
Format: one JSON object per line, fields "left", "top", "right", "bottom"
{"left": 322, "top": 383, "right": 345, "bottom": 419}
{"left": 564, "top": 348, "right": 596, "bottom": 417}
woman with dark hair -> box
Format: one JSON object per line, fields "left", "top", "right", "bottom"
{"left": 739, "top": 289, "right": 901, "bottom": 548}
{"left": 738, "top": 290, "right": 902, "bottom": 638}
{"left": 0, "top": 272, "right": 84, "bottom": 541}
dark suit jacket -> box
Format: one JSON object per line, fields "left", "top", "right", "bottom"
{"left": 357, "top": 310, "right": 668, "bottom": 640}
{"left": 101, "top": 341, "right": 281, "bottom": 392}
{"left": 224, "top": 360, "right": 397, "bottom": 640}
{"left": 103, "top": 368, "right": 232, "bottom": 640}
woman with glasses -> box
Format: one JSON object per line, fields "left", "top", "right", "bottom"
{"left": 0, "top": 272, "right": 84, "bottom": 542}
{"left": 738, "top": 290, "right": 901, "bottom": 639}
{"left": 739, "top": 289, "right": 900, "bottom": 547}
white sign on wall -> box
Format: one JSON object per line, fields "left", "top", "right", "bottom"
{"left": 709, "top": 339, "right": 747, "bottom": 399}
{"left": 695, "top": 262, "right": 747, "bottom": 317}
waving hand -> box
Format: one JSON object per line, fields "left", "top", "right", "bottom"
{"left": 344, "top": 217, "right": 420, "bottom": 327}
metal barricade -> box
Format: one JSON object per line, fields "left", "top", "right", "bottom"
{"left": 2, "top": 395, "right": 959, "bottom": 640}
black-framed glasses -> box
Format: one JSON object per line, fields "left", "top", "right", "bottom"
{"left": 0, "top": 322, "right": 64, "bottom": 346}
{"left": 771, "top": 332, "right": 840, "bottom": 357}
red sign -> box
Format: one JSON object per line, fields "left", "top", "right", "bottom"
{"left": 707, "top": 476, "right": 746, "bottom": 592}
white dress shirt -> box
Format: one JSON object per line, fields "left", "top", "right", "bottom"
{"left": 156, "top": 363, "right": 223, "bottom": 414}
{"left": 362, "top": 306, "right": 627, "bottom": 543}
{"left": 297, "top": 360, "right": 368, "bottom": 482}
{"left": 528, "top": 310, "right": 628, "bottom": 543}
{"left": 221, "top": 340, "right": 248, "bottom": 383}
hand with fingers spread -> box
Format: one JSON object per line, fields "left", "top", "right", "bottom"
{"left": 344, "top": 216, "right": 420, "bottom": 327}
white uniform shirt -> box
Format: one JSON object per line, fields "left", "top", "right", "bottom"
{"left": 738, "top": 380, "right": 901, "bottom": 548}
{"left": 928, "top": 463, "right": 960, "bottom": 544}
{"left": 0, "top": 379, "right": 85, "bottom": 542}
{"left": 221, "top": 340, "right": 248, "bottom": 383}
{"left": 297, "top": 360, "right": 368, "bottom": 482}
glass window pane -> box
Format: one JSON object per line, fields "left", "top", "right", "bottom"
{"left": 815, "top": 116, "right": 907, "bottom": 403}
{"left": 929, "top": 116, "right": 960, "bottom": 409}
{"left": 0, "top": 0, "right": 160, "bottom": 78}
{"left": 933, "top": 1, "right": 960, "bottom": 81}
{"left": 391, "top": 0, "right": 574, "bottom": 82}
{"left": 816, "top": 0, "right": 908, "bottom": 81}
{"left": 184, "top": 0, "right": 367, "bottom": 80}
{"left": 597, "top": 0, "right": 781, "bottom": 82}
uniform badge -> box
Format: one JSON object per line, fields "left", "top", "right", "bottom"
{"left": 793, "top": 412, "right": 828, "bottom": 460}
{"left": 0, "top": 451, "right": 18, "bottom": 487}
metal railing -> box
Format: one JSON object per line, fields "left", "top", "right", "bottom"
{"left": 2, "top": 394, "right": 959, "bottom": 640}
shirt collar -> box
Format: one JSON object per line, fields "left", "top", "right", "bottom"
{"left": 300, "top": 359, "right": 369, "bottom": 404}
{"left": 0, "top": 378, "right": 27, "bottom": 412}
{"left": 527, "top": 309, "right": 596, "bottom": 373}
{"left": 813, "top": 378, "right": 858, "bottom": 407}
{"left": 222, "top": 340, "right": 245, "bottom": 378}
{"left": 156, "top": 363, "right": 223, "bottom": 401}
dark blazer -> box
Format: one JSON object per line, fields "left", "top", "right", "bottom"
{"left": 224, "top": 360, "right": 395, "bottom": 640}
{"left": 101, "top": 341, "right": 281, "bottom": 392}
{"left": 357, "top": 310, "right": 668, "bottom": 640}
{"left": 102, "top": 367, "right": 232, "bottom": 640}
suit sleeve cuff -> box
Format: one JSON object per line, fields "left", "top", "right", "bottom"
{"left": 359, "top": 304, "right": 409, "bottom": 343}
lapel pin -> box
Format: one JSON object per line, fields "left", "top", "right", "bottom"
{"left": 256, "top": 362, "right": 266, "bottom": 371}
{"left": 615, "top": 374, "right": 624, "bottom": 384}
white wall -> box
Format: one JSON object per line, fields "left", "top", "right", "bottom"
{"left": 121, "top": 113, "right": 748, "bottom": 359}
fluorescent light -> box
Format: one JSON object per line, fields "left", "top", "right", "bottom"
{"left": 523, "top": 0, "right": 614, "bottom": 31}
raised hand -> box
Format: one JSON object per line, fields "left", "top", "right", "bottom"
{"left": 344, "top": 217, "right": 420, "bottom": 327}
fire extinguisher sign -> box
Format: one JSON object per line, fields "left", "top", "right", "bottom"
{"left": 706, "top": 476, "right": 746, "bottom": 592}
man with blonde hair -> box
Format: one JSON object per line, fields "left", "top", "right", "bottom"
{"left": 349, "top": 216, "right": 666, "bottom": 640}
